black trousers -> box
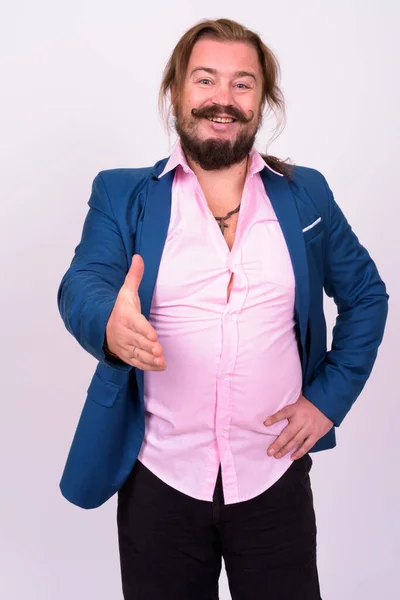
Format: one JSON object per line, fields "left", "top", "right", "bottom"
{"left": 117, "top": 454, "right": 322, "bottom": 599}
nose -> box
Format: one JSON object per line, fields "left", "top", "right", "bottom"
{"left": 210, "top": 82, "right": 234, "bottom": 108}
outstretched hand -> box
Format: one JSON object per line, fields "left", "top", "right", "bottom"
{"left": 105, "top": 254, "right": 167, "bottom": 371}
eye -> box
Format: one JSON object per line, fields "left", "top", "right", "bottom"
{"left": 235, "top": 83, "right": 250, "bottom": 89}
{"left": 198, "top": 78, "right": 212, "bottom": 85}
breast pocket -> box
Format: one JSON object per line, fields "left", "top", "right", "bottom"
{"left": 302, "top": 217, "right": 324, "bottom": 243}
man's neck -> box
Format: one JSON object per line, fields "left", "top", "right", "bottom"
{"left": 184, "top": 151, "right": 250, "bottom": 198}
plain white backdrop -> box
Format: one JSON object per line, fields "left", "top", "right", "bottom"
{"left": 1, "top": 1, "right": 399, "bottom": 598}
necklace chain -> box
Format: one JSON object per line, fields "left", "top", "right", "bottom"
{"left": 214, "top": 203, "right": 241, "bottom": 234}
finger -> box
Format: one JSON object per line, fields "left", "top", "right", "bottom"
{"left": 264, "top": 405, "right": 293, "bottom": 426}
{"left": 123, "top": 254, "right": 145, "bottom": 296}
{"left": 267, "top": 424, "right": 302, "bottom": 457}
{"left": 109, "top": 324, "right": 166, "bottom": 367}
{"left": 130, "top": 343, "right": 167, "bottom": 368}
{"left": 290, "top": 436, "right": 315, "bottom": 460}
{"left": 130, "top": 330, "right": 166, "bottom": 366}
{"left": 272, "top": 429, "right": 309, "bottom": 459}
{"left": 128, "top": 329, "right": 165, "bottom": 360}
{"left": 127, "top": 354, "right": 168, "bottom": 372}
{"left": 109, "top": 338, "right": 166, "bottom": 370}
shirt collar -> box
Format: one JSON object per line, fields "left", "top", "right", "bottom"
{"left": 158, "top": 139, "right": 193, "bottom": 178}
{"left": 158, "top": 139, "right": 284, "bottom": 179}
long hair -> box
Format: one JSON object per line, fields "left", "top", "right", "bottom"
{"left": 158, "top": 18, "right": 294, "bottom": 179}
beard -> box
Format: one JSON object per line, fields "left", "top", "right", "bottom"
{"left": 174, "top": 104, "right": 262, "bottom": 171}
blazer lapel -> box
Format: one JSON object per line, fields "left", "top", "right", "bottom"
{"left": 260, "top": 169, "right": 310, "bottom": 370}
{"left": 134, "top": 165, "right": 173, "bottom": 397}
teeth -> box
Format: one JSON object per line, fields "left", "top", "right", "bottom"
{"left": 207, "top": 117, "right": 234, "bottom": 123}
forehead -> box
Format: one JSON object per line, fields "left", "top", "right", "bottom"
{"left": 187, "top": 38, "right": 261, "bottom": 76}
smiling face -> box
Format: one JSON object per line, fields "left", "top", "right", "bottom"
{"left": 173, "top": 38, "right": 264, "bottom": 170}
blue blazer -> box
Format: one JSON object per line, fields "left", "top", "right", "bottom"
{"left": 57, "top": 158, "right": 388, "bottom": 509}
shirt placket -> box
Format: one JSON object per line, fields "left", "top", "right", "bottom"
{"left": 195, "top": 178, "right": 250, "bottom": 503}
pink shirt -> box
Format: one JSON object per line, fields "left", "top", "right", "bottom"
{"left": 137, "top": 140, "right": 303, "bottom": 504}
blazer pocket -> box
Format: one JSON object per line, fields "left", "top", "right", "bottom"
{"left": 302, "top": 217, "right": 324, "bottom": 242}
{"left": 87, "top": 371, "right": 121, "bottom": 408}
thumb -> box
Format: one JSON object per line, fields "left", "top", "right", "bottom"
{"left": 123, "top": 254, "right": 144, "bottom": 296}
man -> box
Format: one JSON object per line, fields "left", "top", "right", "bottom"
{"left": 57, "top": 18, "right": 388, "bottom": 600}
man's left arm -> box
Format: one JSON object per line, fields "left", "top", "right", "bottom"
{"left": 302, "top": 174, "right": 389, "bottom": 425}
{"left": 265, "top": 173, "right": 389, "bottom": 459}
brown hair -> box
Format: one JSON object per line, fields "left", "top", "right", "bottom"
{"left": 159, "top": 18, "right": 294, "bottom": 179}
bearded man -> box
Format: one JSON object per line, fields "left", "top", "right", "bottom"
{"left": 57, "top": 17, "right": 388, "bottom": 600}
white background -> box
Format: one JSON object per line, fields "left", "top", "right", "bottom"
{"left": 1, "top": 1, "right": 398, "bottom": 598}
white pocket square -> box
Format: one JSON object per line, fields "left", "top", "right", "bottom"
{"left": 302, "top": 217, "right": 322, "bottom": 233}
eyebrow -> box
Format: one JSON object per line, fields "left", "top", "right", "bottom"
{"left": 189, "top": 66, "right": 257, "bottom": 82}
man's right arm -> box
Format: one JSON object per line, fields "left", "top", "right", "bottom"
{"left": 57, "top": 172, "right": 132, "bottom": 372}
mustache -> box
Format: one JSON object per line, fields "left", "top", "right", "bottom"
{"left": 191, "top": 104, "right": 254, "bottom": 123}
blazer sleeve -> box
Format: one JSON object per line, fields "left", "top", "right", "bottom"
{"left": 302, "top": 173, "right": 389, "bottom": 426}
{"left": 57, "top": 172, "right": 132, "bottom": 372}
